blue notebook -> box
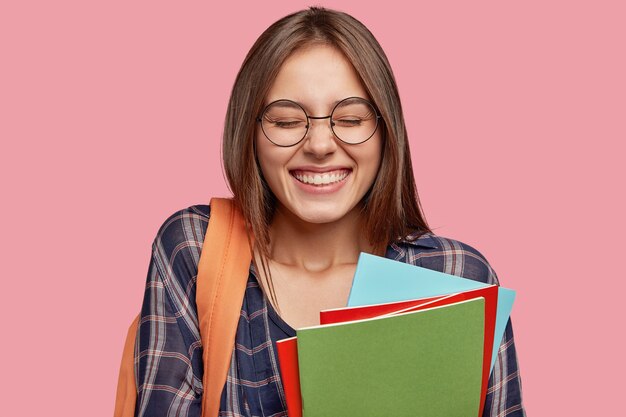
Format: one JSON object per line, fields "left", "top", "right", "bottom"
{"left": 347, "top": 252, "right": 515, "bottom": 372}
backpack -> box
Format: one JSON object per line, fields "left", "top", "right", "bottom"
{"left": 114, "top": 198, "right": 252, "bottom": 417}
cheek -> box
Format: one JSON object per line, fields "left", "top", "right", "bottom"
{"left": 359, "top": 136, "right": 384, "bottom": 183}
{"left": 255, "top": 132, "right": 276, "bottom": 177}
{"left": 255, "top": 134, "right": 291, "bottom": 191}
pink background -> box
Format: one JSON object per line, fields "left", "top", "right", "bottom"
{"left": 2, "top": 0, "right": 624, "bottom": 415}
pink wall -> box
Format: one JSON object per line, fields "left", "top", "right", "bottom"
{"left": 2, "top": 1, "right": 624, "bottom": 415}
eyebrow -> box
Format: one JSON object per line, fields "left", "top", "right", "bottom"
{"left": 263, "top": 98, "right": 363, "bottom": 111}
{"left": 265, "top": 100, "right": 304, "bottom": 109}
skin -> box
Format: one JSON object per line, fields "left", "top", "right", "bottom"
{"left": 254, "top": 44, "right": 383, "bottom": 329}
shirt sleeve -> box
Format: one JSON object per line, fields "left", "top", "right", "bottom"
{"left": 481, "top": 264, "right": 526, "bottom": 417}
{"left": 134, "top": 208, "right": 207, "bottom": 417}
{"left": 483, "top": 318, "right": 525, "bottom": 417}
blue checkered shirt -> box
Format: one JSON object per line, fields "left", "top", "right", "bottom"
{"left": 134, "top": 204, "right": 525, "bottom": 416}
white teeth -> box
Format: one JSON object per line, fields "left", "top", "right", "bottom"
{"left": 294, "top": 171, "right": 349, "bottom": 185}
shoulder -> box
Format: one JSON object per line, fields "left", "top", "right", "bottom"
{"left": 152, "top": 204, "right": 211, "bottom": 251}
{"left": 391, "top": 231, "right": 500, "bottom": 285}
{"left": 150, "top": 204, "right": 211, "bottom": 288}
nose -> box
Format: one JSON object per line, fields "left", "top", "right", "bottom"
{"left": 302, "top": 116, "right": 337, "bottom": 158}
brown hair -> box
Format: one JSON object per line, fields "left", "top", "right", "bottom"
{"left": 222, "top": 6, "right": 431, "bottom": 308}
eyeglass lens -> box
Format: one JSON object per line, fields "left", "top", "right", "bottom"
{"left": 260, "top": 97, "right": 378, "bottom": 146}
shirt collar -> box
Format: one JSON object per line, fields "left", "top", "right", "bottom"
{"left": 396, "top": 230, "right": 439, "bottom": 249}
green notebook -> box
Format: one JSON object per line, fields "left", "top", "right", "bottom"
{"left": 296, "top": 298, "right": 485, "bottom": 417}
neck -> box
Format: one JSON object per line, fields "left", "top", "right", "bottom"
{"left": 268, "top": 203, "right": 374, "bottom": 273}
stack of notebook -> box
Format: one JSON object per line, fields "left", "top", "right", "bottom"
{"left": 276, "top": 253, "right": 516, "bottom": 417}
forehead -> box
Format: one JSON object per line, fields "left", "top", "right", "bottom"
{"left": 264, "top": 44, "right": 370, "bottom": 110}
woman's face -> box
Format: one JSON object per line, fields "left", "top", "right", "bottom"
{"left": 255, "top": 44, "right": 383, "bottom": 225}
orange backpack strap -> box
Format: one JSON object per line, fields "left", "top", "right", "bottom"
{"left": 114, "top": 198, "right": 252, "bottom": 417}
{"left": 197, "top": 197, "right": 253, "bottom": 416}
{"left": 114, "top": 314, "right": 139, "bottom": 417}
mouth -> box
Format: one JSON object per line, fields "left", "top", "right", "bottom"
{"left": 289, "top": 168, "right": 352, "bottom": 186}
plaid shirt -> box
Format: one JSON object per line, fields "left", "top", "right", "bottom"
{"left": 135, "top": 204, "right": 525, "bottom": 417}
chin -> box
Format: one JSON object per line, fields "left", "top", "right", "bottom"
{"left": 297, "top": 212, "right": 343, "bottom": 225}
{"left": 287, "top": 200, "right": 358, "bottom": 225}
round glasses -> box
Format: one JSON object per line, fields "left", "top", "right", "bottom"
{"left": 256, "top": 97, "right": 382, "bottom": 147}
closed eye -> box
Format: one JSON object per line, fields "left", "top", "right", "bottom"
{"left": 334, "top": 118, "right": 364, "bottom": 127}
{"left": 273, "top": 120, "right": 307, "bottom": 128}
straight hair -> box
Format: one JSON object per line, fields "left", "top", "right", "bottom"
{"left": 222, "top": 7, "right": 431, "bottom": 311}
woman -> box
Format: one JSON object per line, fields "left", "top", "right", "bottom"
{"left": 135, "top": 7, "right": 525, "bottom": 416}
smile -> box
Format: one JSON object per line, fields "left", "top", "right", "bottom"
{"left": 290, "top": 169, "right": 351, "bottom": 186}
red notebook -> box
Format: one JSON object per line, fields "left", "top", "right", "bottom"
{"left": 276, "top": 337, "right": 301, "bottom": 416}
{"left": 320, "top": 295, "right": 447, "bottom": 324}
{"left": 276, "top": 285, "right": 498, "bottom": 417}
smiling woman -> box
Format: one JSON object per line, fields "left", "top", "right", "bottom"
{"left": 125, "top": 6, "right": 525, "bottom": 417}
{"left": 255, "top": 45, "right": 383, "bottom": 227}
